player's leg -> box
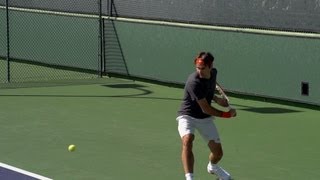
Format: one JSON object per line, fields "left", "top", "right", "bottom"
{"left": 196, "top": 117, "right": 231, "bottom": 180}
{"left": 208, "top": 140, "right": 223, "bottom": 164}
{"left": 207, "top": 141, "right": 231, "bottom": 180}
{"left": 181, "top": 134, "right": 195, "bottom": 180}
{"left": 177, "top": 115, "right": 196, "bottom": 180}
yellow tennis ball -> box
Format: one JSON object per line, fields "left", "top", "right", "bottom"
{"left": 68, "top": 144, "right": 76, "bottom": 152}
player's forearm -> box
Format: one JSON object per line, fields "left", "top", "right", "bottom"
{"left": 213, "top": 95, "right": 223, "bottom": 106}
{"left": 212, "top": 95, "right": 218, "bottom": 103}
{"left": 198, "top": 98, "right": 232, "bottom": 118}
{"left": 202, "top": 105, "right": 223, "bottom": 117}
{"left": 213, "top": 95, "right": 230, "bottom": 108}
{"left": 202, "top": 106, "right": 232, "bottom": 118}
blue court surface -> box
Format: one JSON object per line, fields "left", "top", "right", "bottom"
{"left": 0, "top": 163, "right": 52, "bottom": 180}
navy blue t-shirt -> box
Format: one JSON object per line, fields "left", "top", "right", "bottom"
{"left": 178, "top": 68, "right": 217, "bottom": 119}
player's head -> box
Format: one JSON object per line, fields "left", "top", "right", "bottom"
{"left": 194, "top": 52, "right": 214, "bottom": 68}
{"left": 194, "top": 52, "right": 214, "bottom": 78}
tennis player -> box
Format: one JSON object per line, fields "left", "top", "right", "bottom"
{"left": 176, "top": 52, "right": 236, "bottom": 180}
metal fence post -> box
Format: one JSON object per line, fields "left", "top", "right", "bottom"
{"left": 109, "top": 0, "right": 113, "bottom": 17}
{"left": 98, "top": 0, "right": 105, "bottom": 77}
{"left": 6, "top": 0, "right": 10, "bottom": 82}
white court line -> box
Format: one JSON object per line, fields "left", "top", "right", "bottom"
{"left": 0, "top": 162, "right": 53, "bottom": 180}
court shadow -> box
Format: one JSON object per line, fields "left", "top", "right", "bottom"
{"left": 240, "top": 107, "right": 301, "bottom": 114}
{"left": 101, "top": 83, "right": 153, "bottom": 97}
{"left": 102, "top": 84, "right": 146, "bottom": 89}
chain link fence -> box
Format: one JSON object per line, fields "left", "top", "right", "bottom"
{"left": 7, "top": 0, "right": 100, "bottom": 14}
{"left": 0, "top": 3, "right": 8, "bottom": 83}
{"left": 1, "top": 0, "right": 102, "bottom": 85}
{"left": 1, "top": 0, "right": 320, "bottom": 86}
{"left": 10, "top": 9, "right": 99, "bottom": 82}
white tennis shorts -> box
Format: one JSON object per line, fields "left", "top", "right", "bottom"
{"left": 176, "top": 115, "right": 220, "bottom": 143}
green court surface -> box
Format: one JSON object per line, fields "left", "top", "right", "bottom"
{"left": 0, "top": 59, "right": 96, "bottom": 84}
{"left": 0, "top": 78, "right": 319, "bottom": 180}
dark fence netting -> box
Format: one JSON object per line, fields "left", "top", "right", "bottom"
{"left": 0, "top": 0, "right": 101, "bottom": 84}
{"left": 1, "top": 0, "right": 319, "bottom": 33}
{"left": 0, "top": 6, "right": 7, "bottom": 83}
{"left": 111, "top": 0, "right": 320, "bottom": 33}
{"left": 104, "top": 20, "right": 129, "bottom": 76}
{"left": 1, "top": 0, "right": 320, "bottom": 86}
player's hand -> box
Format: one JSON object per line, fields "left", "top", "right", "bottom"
{"left": 229, "top": 108, "right": 237, "bottom": 117}
{"left": 216, "top": 97, "right": 229, "bottom": 107}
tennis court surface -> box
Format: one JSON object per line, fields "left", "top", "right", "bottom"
{"left": 0, "top": 77, "right": 319, "bottom": 180}
{"left": 0, "top": 162, "right": 52, "bottom": 180}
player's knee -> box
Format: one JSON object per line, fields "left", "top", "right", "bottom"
{"left": 210, "top": 151, "right": 223, "bottom": 162}
{"left": 208, "top": 141, "right": 224, "bottom": 160}
{"left": 216, "top": 151, "right": 223, "bottom": 160}
{"left": 213, "top": 147, "right": 223, "bottom": 159}
{"left": 182, "top": 134, "right": 194, "bottom": 149}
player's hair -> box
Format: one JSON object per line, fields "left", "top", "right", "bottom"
{"left": 194, "top": 52, "right": 214, "bottom": 67}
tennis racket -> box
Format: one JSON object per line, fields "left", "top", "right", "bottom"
{"left": 215, "top": 82, "right": 232, "bottom": 110}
